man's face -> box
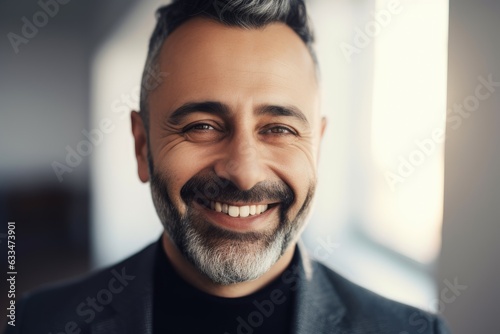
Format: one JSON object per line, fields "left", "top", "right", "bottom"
{"left": 133, "top": 18, "right": 325, "bottom": 284}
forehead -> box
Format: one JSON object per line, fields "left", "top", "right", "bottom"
{"left": 149, "top": 17, "right": 319, "bottom": 119}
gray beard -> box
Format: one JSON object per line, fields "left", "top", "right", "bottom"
{"left": 149, "top": 171, "right": 314, "bottom": 285}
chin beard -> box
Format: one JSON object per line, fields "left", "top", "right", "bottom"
{"left": 149, "top": 170, "right": 315, "bottom": 285}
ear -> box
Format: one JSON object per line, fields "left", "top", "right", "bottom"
{"left": 320, "top": 116, "right": 327, "bottom": 140}
{"left": 131, "top": 111, "right": 150, "bottom": 182}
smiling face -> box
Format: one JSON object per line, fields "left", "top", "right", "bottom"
{"left": 132, "top": 17, "right": 325, "bottom": 284}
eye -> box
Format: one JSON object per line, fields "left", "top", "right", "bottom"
{"left": 261, "top": 125, "right": 298, "bottom": 136}
{"left": 181, "top": 122, "right": 224, "bottom": 142}
{"left": 185, "top": 123, "right": 216, "bottom": 131}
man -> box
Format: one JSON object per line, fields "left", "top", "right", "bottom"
{"left": 5, "top": 0, "right": 450, "bottom": 333}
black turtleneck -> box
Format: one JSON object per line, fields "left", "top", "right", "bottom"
{"left": 152, "top": 240, "right": 298, "bottom": 334}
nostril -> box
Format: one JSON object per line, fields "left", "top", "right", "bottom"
{"left": 213, "top": 151, "right": 267, "bottom": 192}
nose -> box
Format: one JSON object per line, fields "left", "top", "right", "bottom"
{"left": 213, "top": 133, "right": 267, "bottom": 191}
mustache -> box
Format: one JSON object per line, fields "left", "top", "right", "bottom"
{"left": 180, "top": 171, "right": 295, "bottom": 208}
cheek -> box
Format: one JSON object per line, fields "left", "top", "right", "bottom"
{"left": 154, "top": 142, "right": 220, "bottom": 208}
{"left": 265, "top": 144, "right": 317, "bottom": 211}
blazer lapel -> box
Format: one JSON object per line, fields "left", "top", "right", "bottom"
{"left": 292, "top": 243, "right": 346, "bottom": 334}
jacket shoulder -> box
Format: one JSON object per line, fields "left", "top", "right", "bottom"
{"left": 5, "top": 242, "right": 157, "bottom": 334}
{"left": 312, "top": 260, "right": 450, "bottom": 333}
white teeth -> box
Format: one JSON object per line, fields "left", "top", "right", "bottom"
{"left": 257, "top": 204, "right": 267, "bottom": 214}
{"left": 239, "top": 206, "right": 250, "bottom": 218}
{"left": 228, "top": 205, "right": 239, "bottom": 217}
{"left": 210, "top": 201, "right": 270, "bottom": 217}
{"left": 215, "top": 202, "right": 222, "bottom": 212}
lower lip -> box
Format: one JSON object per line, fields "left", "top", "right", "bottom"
{"left": 194, "top": 202, "right": 278, "bottom": 232}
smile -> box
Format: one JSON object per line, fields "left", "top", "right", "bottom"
{"left": 207, "top": 201, "right": 273, "bottom": 218}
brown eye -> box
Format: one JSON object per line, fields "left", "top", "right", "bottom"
{"left": 262, "top": 126, "right": 297, "bottom": 136}
{"left": 182, "top": 122, "right": 224, "bottom": 143}
{"left": 182, "top": 122, "right": 219, "bottom": 133}
{"left": 270, "top": 127, "right": 291, "bottom": 134}
{"left": 189, "top": 124, "right": 215, "bottom": 131}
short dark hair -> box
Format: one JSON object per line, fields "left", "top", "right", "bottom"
{"left": 139, "top": 0, "right": 317, "bottom": 128}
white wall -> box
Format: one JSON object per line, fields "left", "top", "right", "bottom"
{"left": 90, "top": 0, "right": 166, "bottom": 267}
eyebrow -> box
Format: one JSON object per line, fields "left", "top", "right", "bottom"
{"left": 168, "top": 102, "right": 230, "bottom": 125}
{"left": 167, "top": 101, "right": 309, "bottom": 128}
{"left": 256, "top": 104, "right": 309, "bottom": 128}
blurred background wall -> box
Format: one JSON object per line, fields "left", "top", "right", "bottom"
{"left": 0, "top": 0, "right": 498, "bottom": 332}
{"left": 0, "top": 0, "right": 137, "bottom": 329}
{"left": 439, "top": 0, "right": 500, "bottom": 333}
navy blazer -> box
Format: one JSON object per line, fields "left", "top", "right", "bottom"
{"left": 4, "top": 241, "right": 450, "bottom": 333}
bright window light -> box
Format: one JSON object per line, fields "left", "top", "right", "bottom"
{"left": 369, "top": 0, "right": 449, "bottom": 264}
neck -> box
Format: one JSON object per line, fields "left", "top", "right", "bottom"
{"left": 161, "top": 232, "right": 296, "bottom": 298}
